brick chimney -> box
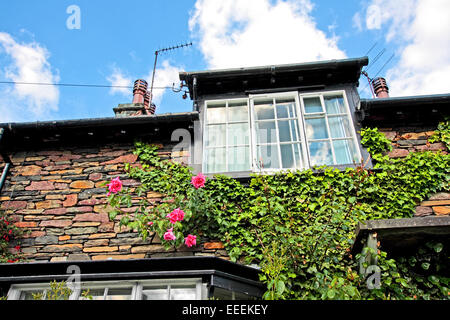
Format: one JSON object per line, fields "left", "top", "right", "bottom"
{"left": 132, "top": 79, "right": 148, "bottom": 104}
{"left": 143, "top": 91, "right": 156, "bottom": 115}
{"left": 371, "top": 77, "right": 389, "bottom": 98}
{"left": 113, "top": 79, "right": 156, "bottom": 117}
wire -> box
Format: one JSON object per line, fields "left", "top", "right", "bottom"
{"left": 0, "top": 80, "right": 175, "bottom": 90}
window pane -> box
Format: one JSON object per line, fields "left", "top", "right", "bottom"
{"left": 309, "top": 141, "right": 333, "bottom": 166}
{"left": 257, "top": 145, "right": 279, "bottom": 169}
{"left": 206, "top": 124, "right": 226, "bottom": 147}
{"left": 228, "top": 146, "right": 250, "bottom": 171}
{"left": 85, "top": 288, "right": 105, "bottom": 300}
{"left": 142, "top": 286, "right": 168, "bottom": 300}
{"left": 228, "top": 123, "right": 249, "bottom": 145}
{"left": 305, "top": 117, "right": 328, "bottom": 140}
{"left": 328, "top": 116, "right": 352, "bottom": 138}
{"left": 207, "top": 104, "right": 226, "bottom": 124}
{"left": 303, "top": 97, "right": 323, "bottom": 113}
{"left": 280, "top": 144, "right": 295, "bottom": 169}
{"left": 276, "top": 101, "right": 296, "bottom": 118}
{"left": 228, "top": 101, "right": 248, "bottom": 122}
{"left": 293, "top": 143, "right": 303, "bottom": 168}
{"left": 256, "top": 121, "right": 276, "bottom": 144}
{"left": 170, "top": 286, "right": 197, "bottom": 300}
{"left": 333, "top": 139, "right": 359, "bottom": 165}
{"left": 324, "top": 95, "right": 345, "bottom": 114}
{"left": 254, "top": 99, "right": 275, "bottom": 120}
{"left": 205, "top": 148, "right": 226, "bottom": 173}
{"left": 105, "top": 288, "right": 132, "bottom": 300}
{"left": 19, "top": 290, "right": 44, "bottom": 300}
{"left": 278, "top": 120, "right": 298, "bottom": 142}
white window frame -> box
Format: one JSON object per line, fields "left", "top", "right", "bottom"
{"left": 299, "top": 90, "right": 362, "bottom": 167}
{"left": 202, "top": 90, "right": 362, "bottom": 174}
{"left": 249, "top": 91, "right": 309, "bottom": 173}
{"left": 7, "top": 278, "right": 207, "bottom": 300}
{"left": 202, "top": 98, "right": 252, "bottom": 173}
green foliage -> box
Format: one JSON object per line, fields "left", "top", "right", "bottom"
{"left": 107, "top": 121, "right": 449, "bottom": 300}
{"left": 0, "top": 210, "right": 24, "bottom": 263}
{"left": 32, "top": 281, "right": 92, "bottom": 300}
{"left": 360, "top": 127, "right": 392, "bottom": 155}
{"left": 429, "top": 119, "right": 450, "bottom": 149}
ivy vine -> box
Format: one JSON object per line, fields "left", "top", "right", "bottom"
{"left": 107, "top": 122, "right": 449, "bottom": 300}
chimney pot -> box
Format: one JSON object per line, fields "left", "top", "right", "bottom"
{"left": 371, "top": 77, "right": 389, "bottom": 98}
{"left": 132, "top": 79, "right": 148, "bottom": 104}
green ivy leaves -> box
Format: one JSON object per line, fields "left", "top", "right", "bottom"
{"left": 106, "top": 133, "right": 449, "bottom": 300}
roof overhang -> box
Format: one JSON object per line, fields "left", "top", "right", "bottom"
{"left": 180, "top": 57, "right": 369, "bottom": 99}
{"left": 0, "top": 256, "right": 264, "bottom": 297}
{"left": 352, "top": 216, "right": 450, "bottom": 256}
{"left": 358, "top": 94, "right": 450, "bottom": 127}
{"left": 0, "top": 112, "right": 199, "bottom": 154}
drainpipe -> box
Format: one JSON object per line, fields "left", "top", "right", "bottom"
{"left": 0, "top": 128, "right": 11, "bottom": 194}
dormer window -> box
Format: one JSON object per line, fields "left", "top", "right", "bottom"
{"left": 203, "top": 90, "right": 362, "bottom": 174}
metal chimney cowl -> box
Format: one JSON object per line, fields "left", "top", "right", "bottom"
{"left": 132, "top": 79, "right": 148, "bottom": 104}
{"left": 371, "top": 77, "right": 389, "bottom": 98}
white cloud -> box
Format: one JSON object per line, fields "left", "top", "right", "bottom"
{"left": 106, "top": 66, "right": 132, "bottom": 96}
{"left": 0, "top": 32, "right": 59, "bottom": 121}
{"left": 189, "top": 0, "right": 346, "bottom": 69}
{"left": 363, "top": 0, "right": 450, "bottom": 96}
{"left": 145, "top": 60, "right": 184, "bottom": 108}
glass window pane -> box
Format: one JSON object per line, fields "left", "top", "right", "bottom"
{"left": 278, "top": 120, "right": 298, "bottom": 142}
{"left": 84, "top": 288, "right": 105, "bottom": 300}
{"left": 228, "top": 123, "right": 249, "bottom": 145}
{"left": 303, "top": 97, "right": 323, "bottom": 113}
{"left": 205, "top": 148, "right": 226, "bottom": 173}
{"left": 256, "top": 121, "right": 276, "bottom": 144}
{"left": 324, "top": 95, "right": 345, "bottom": 114}
{"left": 280, "top": 144, "right": 295, "bottom": 169}
{"left": 142, "top": 286, "right": 168, "bottom": 300}
{"left": 276, "top": 101, "right": 296, "bottom": 119}
{"left": 170, "top": 286, "right": 197, "bottom": 300}
{"left": 328, "top": 116, "right": 352, "bottom": 138}
{"left": 333, "top": 139, "right": 359, "bottom": 165}
{"left": 305, "top": 117, "right": 328, "bottom": 140}
{"left": 254, "top": 99, "right": 275, "bottom": 120}
{"left": 309, "top": 141, "right": 333, "bottom": 166}
{"left": 19, "top": 290, "right": 45, "bottom": 300}
{"left": 293, "top": 143, "right": 303, "bottom": 168}
{"left": 228, "top": 146, "right": 250, "bottom": 171}
{"left": 228, "top": 101, "right": 248, "bottom": 122}
{"left": 207, "top": 104, "right": 226, "bottom": 124}
{"left": 257, "top": 145, "right": 279, "bottom": 169}
{"left": 105, "top": 288, "right": 132, "bottom": 300}
{"left": 206, "top": 124, "right": 226, "bottom": 147}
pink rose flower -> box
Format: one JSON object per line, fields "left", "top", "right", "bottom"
{"left": 163, "top": 228, "right": 176, "bottom": 241}
{"left": 191, "top": 173, "right": 206, "bottom": 189}
{"left": 106, "top": 177, "right": 123, "bottom": 196}
{"left": 147, "top": 221, "right": 153, "bottom": 226}
{"left": 184, "top": 234, "right": 197, "bottom": 247}
{"left": 166, "top": 208, "right": 185, "bottom": 224}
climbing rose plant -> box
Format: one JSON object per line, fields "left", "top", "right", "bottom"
{"left": 0, "top": 210, "right": 24, "bottom": 263}
{"left": 106, "top": 130, "right": 449, "bottom": 300}
{"left": 106, "top": 173, "right": 209, "bottom": 250}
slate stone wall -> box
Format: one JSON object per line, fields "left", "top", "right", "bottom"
{"left": 378, "top": 127, "right": 449, "bottom": 218}
{"left": 0, "top": 143, "right": 227, "bottom": 262}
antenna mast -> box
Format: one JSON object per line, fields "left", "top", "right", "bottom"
{"left": 149, "top": 42, "right": 192, "bottom": 108}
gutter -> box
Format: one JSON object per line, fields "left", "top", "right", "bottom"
{"left": 0, "top": 112, "right": 200, "bottom": 132}
{"left": 179, "top": 56, "right": 369, "bottom": 80}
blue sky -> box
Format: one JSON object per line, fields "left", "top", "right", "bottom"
{"left": 1, "top": 0, "right": 449, "bottom": 122}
